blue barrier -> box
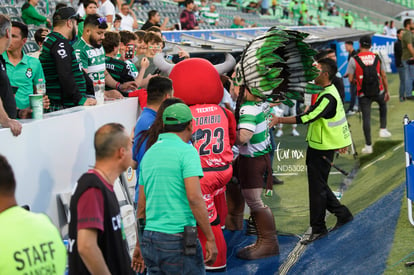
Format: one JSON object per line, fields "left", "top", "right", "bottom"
{"left": 404, "top": 115, "right": 414, "bottom": 226}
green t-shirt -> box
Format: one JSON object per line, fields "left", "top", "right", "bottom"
{"left": 237, "top": 101, "right": 271, "bottom": 157}
{"left": 402, "top": 29, "right": 414, "bottom": 61}
{"left": 292, "top": 4, "right": 301, "bottom": 19}
{"left": 73, "top": 38, "right": 106, "bottom": 83}
{"left": 139, "top": 133, "right": 204, "bottom": 234}
{"left": 21, "top": 3, "right": 48, "bottom": 26}
{"left": 230, "top": 23, "right": 244, "bottom": 28}
{"left": 2, "top": 52, "right": 45, "bottom": 109}
{"left": 0, "top": 206, "right": 67, "bottom": 275}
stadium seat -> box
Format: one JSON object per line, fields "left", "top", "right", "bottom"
{"left": 23, "top": 41, "right": 39, "bottom": 54}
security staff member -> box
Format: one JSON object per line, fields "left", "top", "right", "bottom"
{"left": 271, "top": 58, "right": 354, "bottom": 244}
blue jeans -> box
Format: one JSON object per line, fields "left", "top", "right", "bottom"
{"left": 141, "top": 230, "right": 205, "bottom": 275}
{"left": 397, "top": 66, "right": 406, "bottom": 99}
{"left": 403, "top": 60, "right": 414, "bottom": 97}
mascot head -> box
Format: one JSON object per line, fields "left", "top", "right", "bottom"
{"left": 153, "top": 53, "right": 236, "bottom": 105}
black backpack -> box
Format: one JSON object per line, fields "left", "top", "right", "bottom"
{"left": 354, "top": 55, "right": 380, "bottom": 97}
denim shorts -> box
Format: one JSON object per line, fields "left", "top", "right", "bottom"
{"left": 141, "top": 230, "right": 205, "bottom": 275}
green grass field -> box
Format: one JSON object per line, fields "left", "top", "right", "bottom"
{"left": 267, "top": 73, "right": 414, "bottom": 273}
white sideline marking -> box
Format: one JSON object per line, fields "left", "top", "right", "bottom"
{"left": 363, "top": 155, "right": 386, "bottom": 170}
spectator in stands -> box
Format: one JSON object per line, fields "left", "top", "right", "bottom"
{"left": 344, "top": 40, "right": 358, "bottom": 114}
{"left": 196, "top": 0, "right": 210, "bottom": 21}
{"left": 230, "top": 15, "right": 243, "bottom": 28}
{"left": 327, "top": 0, "right": 336, "bottom": 16}
{"left": 180, "top": 0, "right": 199, "bottom": 30}
{"left": 308, "top": 15, "right": 317, "bottom": 26}
{"left": 77, "top": 0, "right": 98, "bottom": 38}
{"left": 0, "top": 15, "right": 22, "bottom": 136}
{"left": 346, "top": 35, "right": 391, "bottom": 154}
{"left": 317, "top": 6, "right": 324, "bottom": 25}
{"left": 260, "top": 0, "right": 270, "bottom": 15}
{"left": 0, "top": 154, "right": 67, "bottom": 274}
{"left": 132, "top": 76, "right": 174, "bottom": 205}
{"left": 74, "top": 14, "right": 137, "bottom": 100}
{"left": 103, "top": 31, "right": 149, "bottom": 96}
{"left": 68, "top": 123, "right": 136, "bottom": 275}
{"left": 135, "top": 30, "right": 147, "bottom": 55}
{"left": 202, "top": 5, "right": 220, "bottom": 26}
{"left": 27, "top": 27, "right": 49, "bottom": 58}
{"left": 291, "top": 1, "right": 301, "bottom": 25}
{"left": 119, "top": 3, "right": 139, "bottom": 31}
{"left": 280, "top": 0, "right": 290, "bottom": 19}
{"left": 401, "top": 18, "right": 414, "bottom": 100}
{"left": 21, "top": 0, "right": 51, "bottom": 27}
{"left": 141, "top": 10, "right": 172, "bottom": 31}
{"left": 389, "top": 20, "right": 397, "bottom": 37}
{"left": 395, "top": 29, "right": 405, "bottom": 102}
{"left": 133, "top": 32, "right": 164, "bottom": 78}
{"left": 134, "top": 103, "right": 217, "bottom": 273}
{"left": 243, "top": 0, "right": 259, "bottom": 14}
{"left": 300, "top": 1, "right": 307, "bottom": 14}
{"left": 343, "top": 11, "right": 353, "bottom": 28}
{"left": 99, "top": 0, "right": 116, "bottom": 28}
{"left": 3, "top": 21, "right": 49, "bottom": 117}
{"left": 112, "top": 14, "right": 122, "bottom": 31}
{"left": 40, "top": 7, "right": 96, "bottom": 110}
{"left": 383, "top": 21, "right": 389, "bottom": 35}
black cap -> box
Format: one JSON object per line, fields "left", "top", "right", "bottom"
{"left": 53, "top": 7, "right": 83, "bottom": 23}
{"left": 359, "top": 35, "right": 372, "bottom": 48}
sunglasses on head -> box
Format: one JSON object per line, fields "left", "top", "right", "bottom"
{"left": 97, "top": 17, "right": 107, "bottom": 24}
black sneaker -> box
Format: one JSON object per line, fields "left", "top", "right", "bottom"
{"left": 273, "top": 176, "right": 284, "bottom": 185}
{"left": 329, "top": 215, "right": 354, "bottom": 232}
{"left": 300, "top": 230, "right": 328, "bottom": 245}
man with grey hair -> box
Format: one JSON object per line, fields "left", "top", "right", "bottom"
{"left": 0, "top": 14, "right": 22, "bottom": 136}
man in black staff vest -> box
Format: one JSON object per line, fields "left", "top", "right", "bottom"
{"left": 68, "top": 123, "right": 135, "bottom": 275}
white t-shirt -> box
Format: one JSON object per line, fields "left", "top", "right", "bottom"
{"left": 99, "top": 0, "right": 115, "bottom": 22}
{"left": 77, "top": 4, "right": 85, "bottom": 17}
{"left": 120, "top": 13, "right": 135, "bottom": 31}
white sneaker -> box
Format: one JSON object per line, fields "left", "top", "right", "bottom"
{"left": 379, "top": 128, "right": 392, "bottom": 138}
{"left": 292, "top": 129, "right": 300, "bottom": 136}
{"left": 346, "top": 110, "right": 355, "bottom": 116}
{"left": 361, "top": 144, "right": 373, "bottom": 154}
{"left": 353, "top": 105, "right": 359, "bottom": 112}
{"left": 276, "top": 129, "right": 283, "bottom": 137}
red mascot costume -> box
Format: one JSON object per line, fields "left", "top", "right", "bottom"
{"left": 157, "top": 54, "right": 236, "bottom": 271}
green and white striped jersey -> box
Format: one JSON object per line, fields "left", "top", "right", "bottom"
{"left": 202, "top": 11, "right": 219, "bottom": 25}
{"left": 73, "top": 38, "right": 106, "bottom": 83}
{"left": 238, "top": 101, "right": 271, "bottom": 157}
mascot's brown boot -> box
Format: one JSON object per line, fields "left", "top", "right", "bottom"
{"left": 225, "top": 177, "right": 245, "bottom": 231}
{"left": 237, "top": 206, "right": 279, "bottom": 260}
